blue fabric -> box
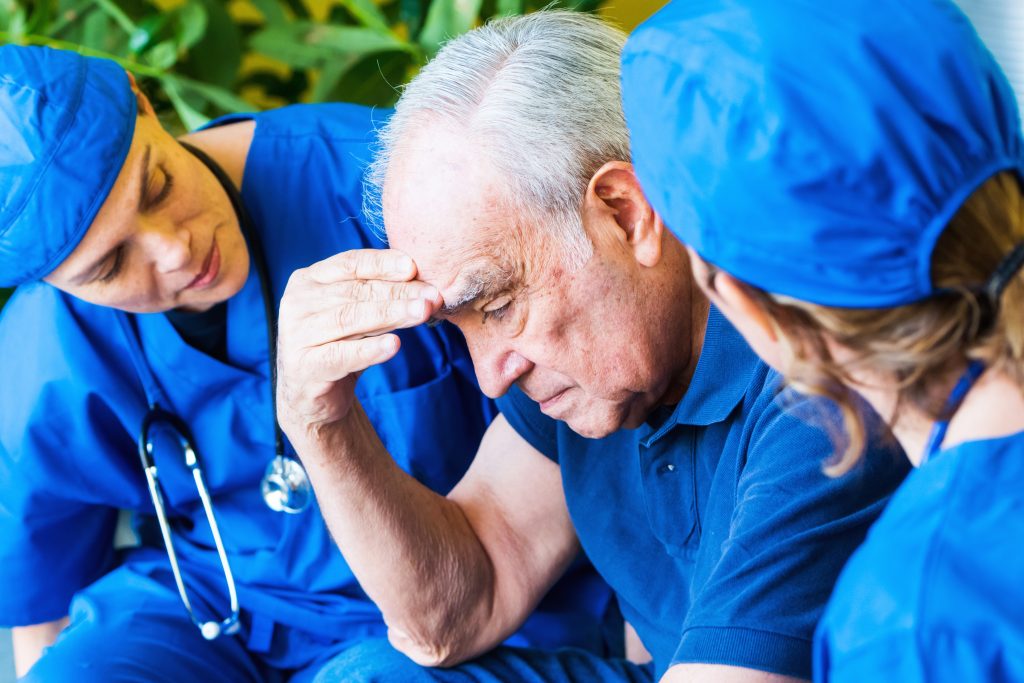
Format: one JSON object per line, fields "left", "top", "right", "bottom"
{"left": 0, "top": 103, "right": 612, "bottom": 674}
{"left": 312, "top": 638, "right": 654, "bottom": 683}
{"left": 497, "top": 308, "right": 910, "bottom": 679}
{"left": 621, "top": 0, "right": 1024, "bottom": 307}
{"left": 815, "top": 429, "right": 1024, "bottom": 682}
{"left": 0, "top": 46, "right": 136, "bottom": 287}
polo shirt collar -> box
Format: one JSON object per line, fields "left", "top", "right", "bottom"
{"left": 653, "top": 305, "right": 763, "bottom": 433}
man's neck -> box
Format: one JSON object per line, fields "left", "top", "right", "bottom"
{"left": 660, "top": 284, "right": 711, "bottom": 407}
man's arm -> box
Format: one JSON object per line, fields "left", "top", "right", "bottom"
{"left": 12, "top": 617, "right": 68, "bottom": 677}
{"left": 277, "top": 250, "right": 579, "bottom": 666}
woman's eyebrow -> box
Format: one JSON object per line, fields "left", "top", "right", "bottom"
{"left": 135, "top": 144, "right": 153, "bottom": 211}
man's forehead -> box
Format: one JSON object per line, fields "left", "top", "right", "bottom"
{"left": 417, "top": 249, "right": 507, "bottom": 299}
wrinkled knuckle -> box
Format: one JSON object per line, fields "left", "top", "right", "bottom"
{"left": 355, "top": 279, "right": 375, "bottom": 303}
{"left": 286, "top": 267, "right": 307, "bottom": 291}
{"left": 334, "top": 303, "right": 354, "bottom": 331}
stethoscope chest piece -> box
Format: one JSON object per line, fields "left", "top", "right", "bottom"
{"left": 261, "top": 454, "right": 312, "bottom": 513}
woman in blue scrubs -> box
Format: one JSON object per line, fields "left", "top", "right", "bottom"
{"left": 0, "top": 45, "right": 610, "bottom": 681}
{"left": 621, "top": 0, "right": 1024, "bottom": 681}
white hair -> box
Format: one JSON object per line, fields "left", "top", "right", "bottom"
{"left": 366, "top": 10, "right": 630, "bottom": 268}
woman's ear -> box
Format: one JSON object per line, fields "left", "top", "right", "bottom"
{"left": 583, "top": 161, "right": 664, "bottom": 267}
{"left": 125, "top": 71, "right": 156, "bottom": 117}
{"left": 713, "top": 271, "right": 779, "bottom": 344}
{"left": 687, "top": 248, "right": 789, "bottom": 371}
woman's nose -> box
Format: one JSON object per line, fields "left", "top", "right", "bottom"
{"left": 138, "top": 217, "right": 192, "bottom": 274}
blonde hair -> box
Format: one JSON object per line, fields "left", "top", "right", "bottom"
{"left": 733, "top": 171, "right": 1024, "bottom": 474}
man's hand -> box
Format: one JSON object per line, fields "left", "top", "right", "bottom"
{"left": 276, "top": 248, "right": 441, "bottom": 435}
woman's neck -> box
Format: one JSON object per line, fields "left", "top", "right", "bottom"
{"left": 180, "top": 119, "right": 256, "bottom": 191}
{"left": 859, "top": 368, "right": 1024, "bottom": 466}
{"left": 943, "top": 369, "right": 1024, "bottom": 456}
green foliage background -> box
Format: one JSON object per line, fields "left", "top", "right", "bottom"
{"left": 0, "top": 0, "right": 604, "bottom": 310}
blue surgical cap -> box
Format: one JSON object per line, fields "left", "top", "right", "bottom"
{"left": 622, "top": 0, "right": 1024, "bottom": 307}
{"left": 0, "top": 45, "right": 136, "bottom": 287}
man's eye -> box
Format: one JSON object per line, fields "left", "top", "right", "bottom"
{"left": 481, "top": 297, "right": 512, "bottom": 324}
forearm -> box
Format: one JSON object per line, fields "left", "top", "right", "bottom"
{"left": 291, "top": 403, "right": 501, "bottom": 665}
{"left": 12, "top": 617, "right": 68, "bottom": 677}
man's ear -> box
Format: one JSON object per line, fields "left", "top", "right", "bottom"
{"left": 125, "top": 71, "right": 156, "bottom": 117}
{"left": 583, "top": 161, "right": 663, "bottom": 267}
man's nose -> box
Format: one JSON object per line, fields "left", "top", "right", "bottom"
{"left": 138, "top": 217, "right": 192, "bottom": 274}
{"left": 467, "top": 335, "right": 533, "bottom": 399}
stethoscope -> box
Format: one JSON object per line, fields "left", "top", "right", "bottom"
{"left": 115, "top": 141, "right": 311, "bottom": 640}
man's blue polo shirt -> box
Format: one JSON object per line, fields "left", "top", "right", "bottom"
{"left": 497, "top": 308, "right": 909, "bottom": 679}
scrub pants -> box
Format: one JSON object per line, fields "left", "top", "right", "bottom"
{"left": 23, "top": 556, "right": 651, "bottom": 683}
{"left": 313, "top": 639, "right": 655, "bottom": 683}
{"left": 21, "top": 557, "right": 381, "bottom": 683}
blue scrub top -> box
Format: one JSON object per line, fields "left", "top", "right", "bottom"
{"left": 0, "top": 104, "right": 610, "bottom": 653}
{"left": 497, "top": 307, "right": 910, "bottom": 680}
{"left": 815, "top": 429, "right": 1024, "bottom": 682}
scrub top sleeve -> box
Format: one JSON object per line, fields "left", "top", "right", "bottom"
{"left": 672, "top": 392, "right": 907, "bottom": 680}
{"left": 0, "top": 440, "right": 119, "bottom": 626}
{"left": 496, "top": 385, "right": 560, "bottom": 463}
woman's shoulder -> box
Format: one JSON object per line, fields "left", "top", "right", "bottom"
{"left": 248, "top": 102, "right": 390, "bottom": 145}
{"left": 0, "top": 283, "right": 120, "bottom": 374}
{"left": 818, "top": 434, "right": 1024, "bottom": 678}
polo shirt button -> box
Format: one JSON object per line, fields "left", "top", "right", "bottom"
{"left": 658, "top": 463, "right": 677, "bottom": 474}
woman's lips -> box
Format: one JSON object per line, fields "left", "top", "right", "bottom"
{"left": 186, "top": 240, "right": 220, "bottom": 291}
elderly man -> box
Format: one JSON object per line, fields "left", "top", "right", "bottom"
{"left": 277, "top": 11, "right": 909, "bottom": 683}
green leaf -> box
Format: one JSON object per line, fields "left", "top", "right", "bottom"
{"left": 81, "top": 10, "right": 117, "bottom": 51}
{"left": 129, "top": 14, "right": 167, "bottom": 53}
{"left": 400, "top": 0, "right": 425, "bottom": 37}
{"left": 163, "top": 77, "right": 209, "bottom": 131}
{"left": 25, "top": 1, "right": 52, "bottom": 34}
{"left": 249, "top": 0, "right": 288, "bottom": 24}
{"left": 495, "top": 0, "right": 522, "bottom": 16}
{"left": 418, "top": 0, "right": 483, "bottom": 56}
{"left": 340, "top": 0, "right": 391, "bottom": 33}
{"left": 178, "top": 0, "right": 241, "bottom": 89}
{"left": 250, "top": 21, "right": 413, "bottom": 70}
{"left": 0, "top": 1, "right": 27, "bottom": 37}
{"left": 175, "top": 1, "right": 208, "bottom": 51}
{"left": 94, "top": 0, "right": 137, "bottom": 34}
{"left": 172, "top": 75, "right": 252, "bottom": 112}
{"left": 145, "top": 39, "right": 178, "bottom": 70}
{"left": 309, "top": 56, "right": 360, "bottom": 103}
{"left": 327, "top": 50, "right": 412, "bottom": 107}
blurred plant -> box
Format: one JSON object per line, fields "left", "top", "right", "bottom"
{"left": 0, "top": 0, "right": 602, "bottom": 130}
{"left": 0, "top": 0, "right": 600, "bottom": 309}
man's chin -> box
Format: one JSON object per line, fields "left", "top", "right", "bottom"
{"left": 561, "top": 412, "right": 623, "bottom": 440}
